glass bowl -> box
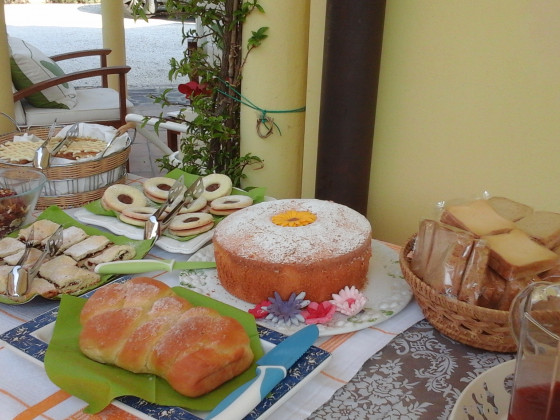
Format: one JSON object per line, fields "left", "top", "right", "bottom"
{"left": 0, "top": 167, "right": 46, "bottom": 238}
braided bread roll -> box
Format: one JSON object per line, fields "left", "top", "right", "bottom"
{"left": 79, "top": 277, "right": 254, "bottom": 397}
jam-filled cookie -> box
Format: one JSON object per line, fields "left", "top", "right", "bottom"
{"left": 118, "top": 206, "right": 160, "bottom": 227}
{"left": 143, "top": 177, "right": 177, "bottom": 204}
{"left": 177, "top": 195, "right": 208, "bottom": 214}
{"left": 168, "top": 212, "right": 214, "bottom": 237}
{"left": 199, "top": 174, "right": 232, "bottom": 202}
{"left": 209, "top": 195, "right": 253, "bottom": 216}
{"left": 101, "top": 184, "right": 147, "bottom": 213}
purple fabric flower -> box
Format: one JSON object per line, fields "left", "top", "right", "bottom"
{"left": 265, "top": 291, "right": 309, "bottom": 326}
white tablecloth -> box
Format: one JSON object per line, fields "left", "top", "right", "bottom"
{"left": 0, "top": 179, "right": 424, "bottom": 419}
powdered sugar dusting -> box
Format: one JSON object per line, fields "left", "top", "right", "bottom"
{"left": 213, "top": 199, "right": 372, "bottom": 264}
{"left": 149, "top": 296, "right": 189, "bottom": 315}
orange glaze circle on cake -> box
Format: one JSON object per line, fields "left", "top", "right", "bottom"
{"left": 212, "top": 198, "right": 372, "bottom": 304}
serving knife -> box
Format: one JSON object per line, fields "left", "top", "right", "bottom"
{"left": 206, "top": 324, "right": 319, "bottom": 420}
{"left": 94, "top": 259, "right": 216, "bottom": 274}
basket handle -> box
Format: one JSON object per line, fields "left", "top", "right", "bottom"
{"left": 116, "top": 121, "right": 135, "bottom": 136}
{"left": 0, "top": 112, "right": 24, "bottom": 133}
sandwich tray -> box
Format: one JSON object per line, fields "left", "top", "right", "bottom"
{"left": 0, "top": 206, "right": 153, "bottom": 305}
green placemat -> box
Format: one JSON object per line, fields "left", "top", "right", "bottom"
{"left": 45, "top": 287, "right": 263, "bottom": 414}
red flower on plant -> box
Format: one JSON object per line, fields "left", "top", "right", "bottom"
{"left": 302, "top": 301, "right": 336, "bottom": 324}
{"left": 178, "top": 81, "right": 211, "bottom": 100}
{"left": 248, "top": 300, "right": 271, "bottom": 319}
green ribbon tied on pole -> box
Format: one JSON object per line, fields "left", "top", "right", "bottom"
{"left": 217, "top": 80, "right": 306, "bottom": 138}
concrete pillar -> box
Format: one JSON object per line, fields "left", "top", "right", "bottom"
{"left": 0, "top": 1, "right": 16, "bottom": 133}
{"left": 240, "top": 0, "right": 310, "bottom": 198}
{"left": 101, "top": 0, "right": 127, "bottom": 94}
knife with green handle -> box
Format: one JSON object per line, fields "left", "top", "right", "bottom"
{"left": 94, "top": 259, "right": 216, "bottom": 274}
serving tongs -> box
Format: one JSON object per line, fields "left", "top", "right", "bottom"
{"left": 7, "top": 226, "right": 35, "bottom": 297}
{"left": 37, "top": 123, "right": 80, "bottom": 169}
{"left": 144, "top": 176, "right": 204, "bottom": 246}
{"left": 98, "top": 122, "right": 135, "bottom": 160}
{"left": 93, "top": 177, "right": 208, "bottom": 274}
{"left": 7, "top": 226, "right": 63, "bottom": 298}
{"left": 33, "top": 118, "right": 58, "bottom": 169}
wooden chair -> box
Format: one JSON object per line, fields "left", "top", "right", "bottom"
{"left": 12, "top": 49, "right": 132, "bottom": 129}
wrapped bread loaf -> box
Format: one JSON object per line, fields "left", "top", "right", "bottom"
{"left": 411, "top": 220, "right": 475, "bottom": 297}
{"left": 79, "top": 277, "right": 254, "bottom": 397}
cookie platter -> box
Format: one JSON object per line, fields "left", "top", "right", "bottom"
{"left": 74, "top": 169, "right": 268, "bottom": 254}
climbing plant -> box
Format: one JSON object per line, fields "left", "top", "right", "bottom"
{"left": 133, "top": 0, "right": 267, "bottom": 187}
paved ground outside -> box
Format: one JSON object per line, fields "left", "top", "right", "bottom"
{"left": 5, "top": 3, "right": 192, "bottom": 88}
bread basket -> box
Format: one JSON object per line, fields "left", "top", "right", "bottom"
{"left": 399, "top": 235, "right": 517, "bottom": 353}
{"left": 0, "top": 122, "right": 132, "bottom": 209}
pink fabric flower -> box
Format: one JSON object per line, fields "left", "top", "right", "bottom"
{"left": 178, "top": 81, "right": 211, "bottom": 99}
{"left": 248, "top": 300, "right": 271, "bottom": 319}
{"left": 331, "top": 286, "right": 367, "bottom": 316}
{"left": 302, "top": 301, "right": 336, "bottom": 324}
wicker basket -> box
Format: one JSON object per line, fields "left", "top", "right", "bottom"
{"left": 0, "top": 125, "right": 131, "bottom": 209}
{"left": 399, "top": 235, "right": 517, "bottom": 353}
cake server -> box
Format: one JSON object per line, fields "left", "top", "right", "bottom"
{"left": 94, "top": 259, "right": 216, "bottom": 274}
{"left": 206, "top": 324, "right": 319, "bottom": 420}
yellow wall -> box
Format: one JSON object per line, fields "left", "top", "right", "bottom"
{"left": 304, "top": 1, "right": 560, "bottom": 246}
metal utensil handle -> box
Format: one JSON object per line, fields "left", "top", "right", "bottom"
{"left": 161, "top": 177, "right": 203, "bottom": 228}
{"left": 152, "top": 174, "right": 186, "bottom": 222}
{"left": 143, "top": 175, "right": 186, "bottom": 242}
{"left": 47, "top": 118, "right": 58, "bottom": 140}
{"left": 28, "top": 226, "right": 63, "bottom": 280}
{"left": 51, "top": 124, "right": 79, "bottom": 156}
{"left": 14, "top": 226, "right": 34, "bottom": 266}
{"left": 37, "top": 119, "right": 58, "bottom": 149}
{"left": 6, "top": 227, "right": 35, "bottom": 297}
{"left": 98, "top": 122, "right": 134, "bottom": 159}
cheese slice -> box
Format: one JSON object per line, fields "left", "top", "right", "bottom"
{"left": 483, "top": 229, "right": 559, "bottom": 280}
{"left": 441, "top": 199, "right": 515, "bottom": 236}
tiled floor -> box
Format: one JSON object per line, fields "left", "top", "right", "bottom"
{"left": 126, "top": 87, "right": 188, "bottom": 178}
